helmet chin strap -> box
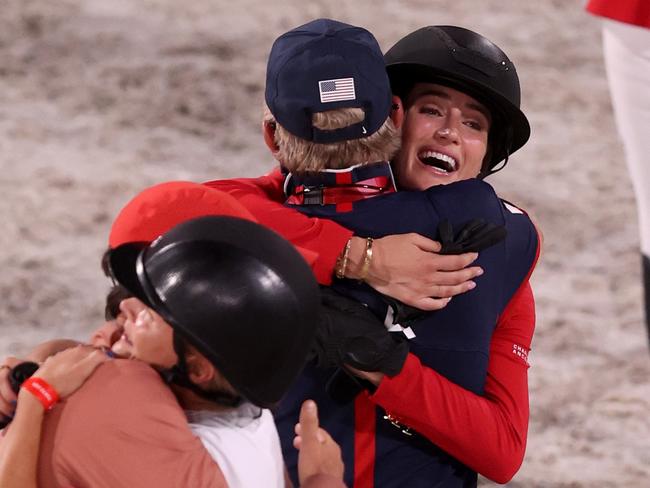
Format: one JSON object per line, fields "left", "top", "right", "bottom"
{"left": 159, "top": 333, "right": 244, "bottom": 408}
{"left": 479, "top": 126, "right": 513, "bottom": 179}
{"left": 479, "top": 153, "right": 509, "bottom": 179}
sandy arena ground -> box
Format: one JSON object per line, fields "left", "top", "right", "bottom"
{"left": 0, "top": 0, "right": 648, "bottom": 486}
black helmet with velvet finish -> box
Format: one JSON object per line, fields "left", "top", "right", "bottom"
{"left": 384, "top": 25, "right": 530, "bottom": 176}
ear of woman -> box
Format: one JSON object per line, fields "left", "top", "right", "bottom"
{"left": 184, "top": 351, "right": 217, "bottom": 386}
{"left": 389, "top": 95, "right": 404, "bottom": 130}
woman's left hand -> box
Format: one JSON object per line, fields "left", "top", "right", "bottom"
{"left": 32, "top": 346, "right": 109, "bottom": 399}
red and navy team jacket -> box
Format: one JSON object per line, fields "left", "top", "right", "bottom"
{"left": 274, "top": 163, "right": 539, "bottom": 488}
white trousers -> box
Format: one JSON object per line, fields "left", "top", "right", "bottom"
{"left": 602, "top": 19, "right": 650, "bottom": 256}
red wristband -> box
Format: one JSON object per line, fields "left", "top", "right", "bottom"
{"left": 21, "top": 377, "right": 60, "bottom": 411}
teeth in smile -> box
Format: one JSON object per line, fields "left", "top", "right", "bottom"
{"left": 419, "top": 151, "right": 458, "bottom": 172}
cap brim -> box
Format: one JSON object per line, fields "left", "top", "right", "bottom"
{"left": 108, "top": 242, "right": 153, "bottom": 308}
{"left": 109, "top": 182, "right": 258, "bottom": 249}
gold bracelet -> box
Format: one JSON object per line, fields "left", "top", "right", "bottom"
{"left": 335, "top": 238, "right": 352, "bottom": 279}
{"left": 358, "top": 237, "right": 374, "bottom": 281}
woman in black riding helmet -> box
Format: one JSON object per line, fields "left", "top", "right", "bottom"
{"left": 354, "top": 25, "right": 537, "bottom": 486}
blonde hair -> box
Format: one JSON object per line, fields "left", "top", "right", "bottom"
{"left": 264, "top": 106, "right": 401, "bottom": 173}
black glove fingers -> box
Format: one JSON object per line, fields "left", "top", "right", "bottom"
{"left": 316, "top": 291, "right": 410, "bottom": 374}
{"left": 455, "top": 219, "right": 486, "bottom": 244}
{"left": 464, "top": 225, "right": 507, "bottom": 252}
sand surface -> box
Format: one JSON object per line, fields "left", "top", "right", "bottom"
{"left": 0, "top": 1, "right": 648, "bottom": 486}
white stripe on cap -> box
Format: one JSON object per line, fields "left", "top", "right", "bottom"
{"left": 318, "top": 78, "right": 356, "bottom": 103}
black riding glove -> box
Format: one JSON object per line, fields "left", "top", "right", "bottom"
{"left": 314, "top": 287, "right": 409, "bottom": 376}
{"left": 379, "top": 219, "right": 507, "bottom": 325}
{"left": 438, "top": 218, "right": 507, "bottom": 255}
{"left": 381, "top": 294, "right": 426, "bottom": 325}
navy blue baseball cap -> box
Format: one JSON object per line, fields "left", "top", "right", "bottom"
{"left": 265, "top": 18, "right": 392, "bottom": 144}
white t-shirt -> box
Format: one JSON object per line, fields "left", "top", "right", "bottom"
{"left": 186, "top": 404, "right": 284, "bottom": 488}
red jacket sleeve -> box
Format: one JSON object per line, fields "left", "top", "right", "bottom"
{"left": 586, "top": 0, "right": 650, "bottom": 28}
{"left": 370, "top": 281, "right": 536, "bottom": 483}
{"left": 204, "top": 169, "right": 353, "bottom": 285}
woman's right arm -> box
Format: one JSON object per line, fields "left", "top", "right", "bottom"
{"left": 0, "top": 347, "right": 108, "bottom": 488}
{"left": 366, "top": 281, "right": 536, "bottom": 483}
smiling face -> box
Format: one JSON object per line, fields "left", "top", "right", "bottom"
{"left": 392, "top": 83, "right": 491, "bottom": 190}
{"left": 114, "top": 297, "right": 178, "bottom": 368}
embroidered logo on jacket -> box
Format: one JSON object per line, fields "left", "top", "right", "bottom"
{"left": 512, "top": 343, "right": 530, "bottom": 365}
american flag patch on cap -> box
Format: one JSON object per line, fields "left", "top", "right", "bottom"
{"left": 319, "top": 78, "right": 356, "bottom": 103}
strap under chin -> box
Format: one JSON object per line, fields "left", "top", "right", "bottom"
{"left": 162, "top": 333, "right": 243, "bottom": 408}
{"left": 159, "top": 364, "right": 244, "bottom": 408}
